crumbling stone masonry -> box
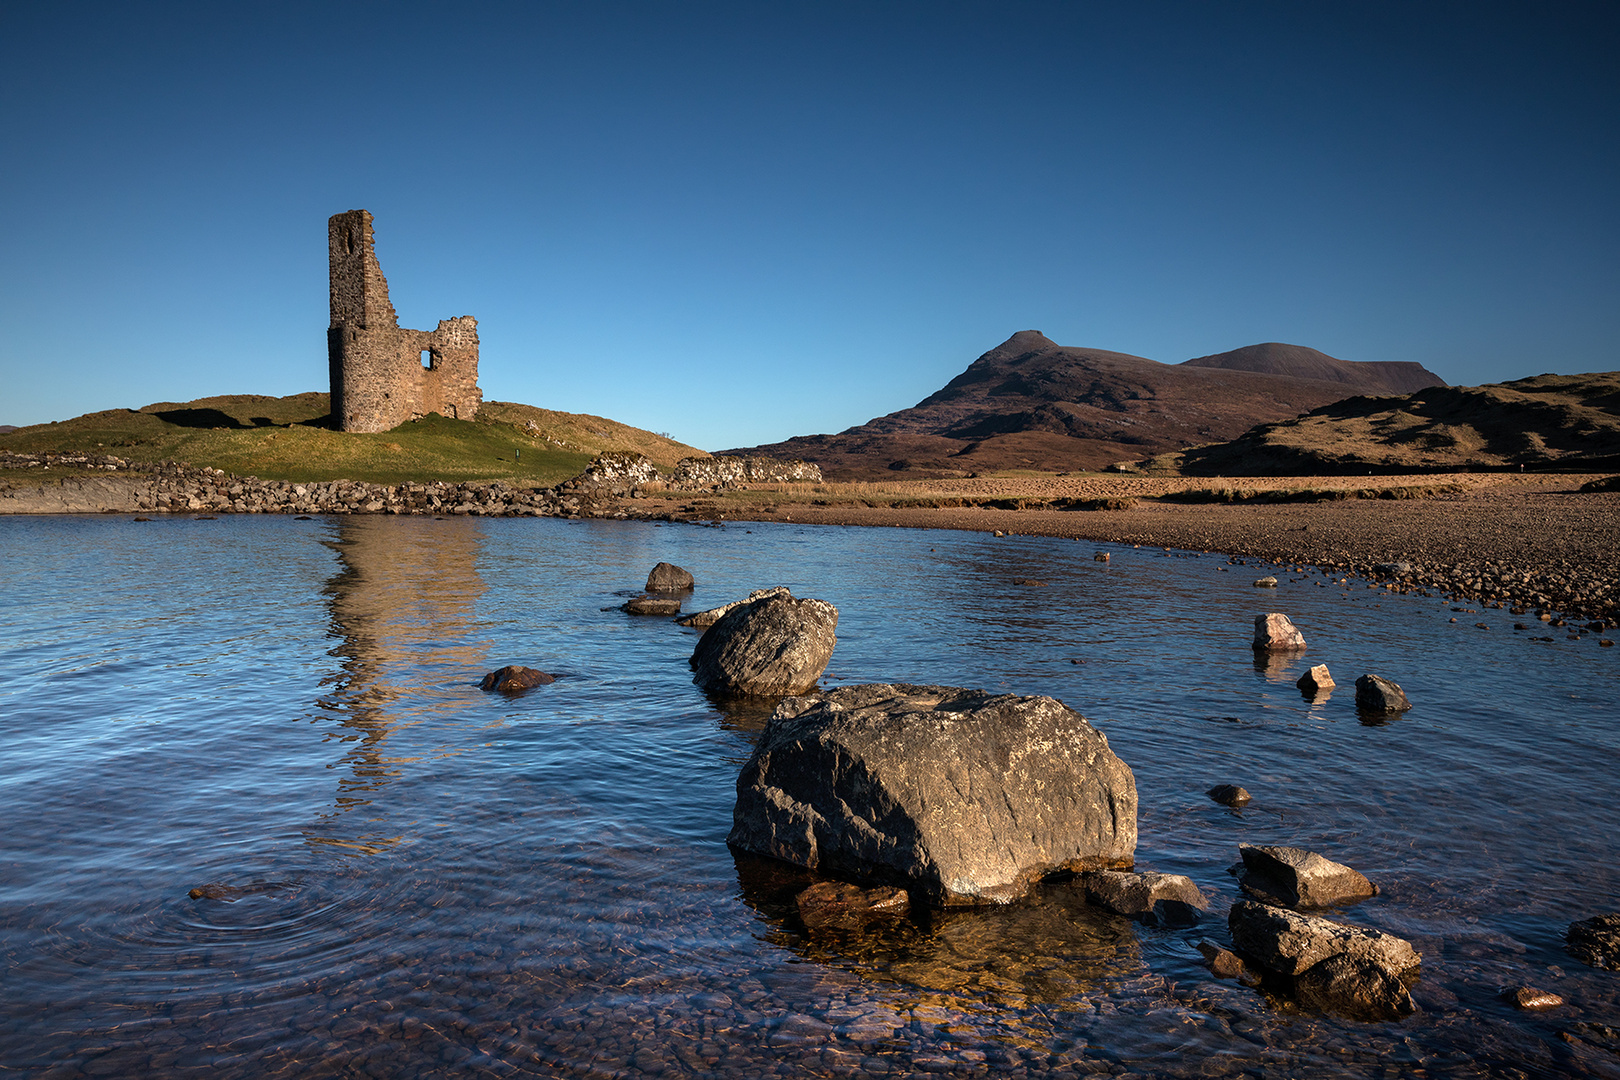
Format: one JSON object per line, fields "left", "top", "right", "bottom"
{"left": 327, "top": 210, "right": 482, "bottom": 433}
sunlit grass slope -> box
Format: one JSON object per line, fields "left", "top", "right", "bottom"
{"left": 0, "top": 393, "right": 707, "bottom": 485}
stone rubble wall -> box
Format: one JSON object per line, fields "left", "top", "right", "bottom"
{"left": 670, "top": 455, "right": 821, "bottom": 489}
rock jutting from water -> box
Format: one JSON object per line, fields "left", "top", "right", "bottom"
{"left": 1236, "top": 844, "right": 1377, "bottom": 908}
{"left": 1081, "top": 870, "right": 1207, "bottom": 926}
{"left": 1296, "top": 664, "right": 1335, "bottom": 696}
{"left": 645, "top": 562, "right": 695, "bottom": 592}
{"left": 479, "top": 665, "right": 555, "bottom": 692}
{"left": 690, "top": 592, "right": 838, "bottom": 696}
{"left": 1228, "top": 900, "right": 1420, "bottom": 1020}
{"left": 622, "top": 596, "right": 683, "bottom": 616}
{"left": 728, "top": 683, "right": 1138, "bottom": 906}
{"left": 1355, "top": 673, "right": 1412, "bottom": 712}
{"left": 1253, "top": 612, "right": 1307, "bottom": 650}
{"left": 1207, "top": 784, "right": 1252, "bottom": 807}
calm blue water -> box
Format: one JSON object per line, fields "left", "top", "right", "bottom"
{"left": 1, "top": 514, "right": 1617, "bottom": 1079}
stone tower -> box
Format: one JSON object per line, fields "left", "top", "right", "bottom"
{"left": 327, "top": 210, "right": 482, "bottom": 433}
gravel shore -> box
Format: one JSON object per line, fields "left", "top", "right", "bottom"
{"left": 648, "top": 473, "right": 1620, "bottom": 625}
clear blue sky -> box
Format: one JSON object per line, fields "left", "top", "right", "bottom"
{"left": 2, "top": 1, "right": 1615, "bottom": 450}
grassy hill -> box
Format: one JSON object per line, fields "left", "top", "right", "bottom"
{"left": 0, "top": 393, "right": 706, "bottom": 486}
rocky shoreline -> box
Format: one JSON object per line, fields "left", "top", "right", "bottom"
{"left": 4, "top": 451, "right": 1615, "bottom": 627}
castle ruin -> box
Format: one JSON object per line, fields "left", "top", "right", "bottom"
{"left": 327, "top": 210, "right": 482, "bottom": 433}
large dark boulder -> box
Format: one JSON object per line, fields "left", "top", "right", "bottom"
{"left": 1294, "top": 953, "right": 1417, "bottom": 1021}
{"left": 729, "top": 683, "right": 1138, "bottom": 906}
{"left": 691, "top": 593, "right": 838, "bottom": 696}
{"left": 646, "top": 561, "right": 695, "bottom": 592}
{"left": 1237, "top": 844, "right": 1377, "bottom": 909}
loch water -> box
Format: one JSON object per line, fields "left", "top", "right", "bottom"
{"left": 2, "top": 514, "right": 1618, "bottom": 1079}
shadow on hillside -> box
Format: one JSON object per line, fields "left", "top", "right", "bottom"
{"left": 152, "top": 408, "right": 253, "bottom": 429}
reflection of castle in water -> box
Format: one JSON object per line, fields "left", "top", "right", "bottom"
{"left": 310, "top": 516, "right": 489, "bottom": 854}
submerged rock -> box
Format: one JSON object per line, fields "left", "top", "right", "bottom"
{"left": 1197, "top": 940, "right": 1248, "bottom": 979}
{"left": 729, "top": 683, "right": 1137, "bottom": 906}
{"left": 795, "top": 880, "right": 910, "bottom": 929}
{"left": 1237, "top": 845, "right": 1376, "bottom": 909}
{"left": 1082, "top": 870, "right": 1207, "bottom": 926}
{"left": 691, "top": 593, "right": 838, "bottom": 696}
{"left": 1355, "top": 674, "right": 1412, "bottom": 713}
{"left": 645, "top": 561, "right": 695, "bottom": 592}
{"left": 1567, "top": 912, "right": 1620, "bottom": 970}
{"left": 1505, "top": 986, "right": 1566, "bottom": 1009}
{"left": 1253, "top": 613, "right": 1307, "bottom": 651}
{"left": 1296, "top": 664, "right": 1336, "bottom": 696}
{"left": 480, "top": 665, "right": 556, "bottom": 692}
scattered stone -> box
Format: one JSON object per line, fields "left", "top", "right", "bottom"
{"left": 794, "top": 880, "right": 910, "bottom": 929}
{"left": 691, "top": 592, "right": 838, "bottom": 696}
{"left": 669, "top": 455, "right": 820, "bottom": 489}
{"left": 1253, "top": 613, "right": 1307, "bottom": 651}
{"left": 1094, "top": 551, "right": 1110, "bottom": 562}
{"left": 622, "top": 595, "right": 683, "bottom": 616}
{"left": 1372, "top": 562, "right": 1412, "bottom": 576}
{"left": 1207, "top": 784, "right": 1252, "bottom": 807}
{"left": 676, "top": 587, "right": 791, "bottom": 629}
{"left": 1355, "top": 674, "right": 1412, "bottom": 713}
{"left": 1197, "top": 940, "right": 1247, "bottom": 979}
{"left": 1602, "top": 639, "right": 1615, "bottom": 648}
{"left": 1228, "top": 901, "right": 1419, "bottom": 977}
{"left": 1236, "top": 845, "right": 1376, "bottom": 909}
{"left": 1505, "top": 986, "right": 1565, "bottom": 1009}
{"left": 645, "top": 561, "right": 695, "bottom": 592}
{"left": 1567, "top": 912, "right": 1620, "bottom": 970}
{"left": 1296, "top": 664, "right": 1335, "bottom": 696}
{"left": 1254, "top": 576, "right": 1278, "bottom": 588}
{"left": 729, "top": 683, "right": 1137, "bottom": 906}
{"left": 1013, "top": 576, "right": 1047, "bottom": 586}
{"left": 1082, "top": 870, "right": 1207, "bottom": 926}
{"left": 479, "top": 665, "right": 556, "bottom": 692}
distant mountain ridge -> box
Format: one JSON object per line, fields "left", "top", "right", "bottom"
{"left": 731, "top": 331, "right": 1445, "bottom": 478}
{"left": 1182, "top": 342, "right": 1441, "bottom": 395}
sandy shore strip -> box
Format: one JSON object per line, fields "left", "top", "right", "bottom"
{"left": 644, "top": 473, "right": 1619, "bottom": 625}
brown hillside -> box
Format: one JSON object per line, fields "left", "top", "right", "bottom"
{"left": 1169, "top": 372, "right": 1620, "bottom": 475}
{"left": 731, "top": 330, "right": 1446, "bottom": 479}
{"left": 1181, "top": 342, "right": 1442, "bottom": 395}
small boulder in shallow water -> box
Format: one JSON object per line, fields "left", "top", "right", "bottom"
{"left": 1237, "top": 844, "right": 1376, "bottom": 909}
{"left": 1197, "top": 940, "right": 1248, "bottom": 979}
{"left": 623, "top": 596, "right": 682, "bottom": 616}
{"left": 1505, "top": 986, "right": 1566, "bottom": 1009}
{"left": 1253, "top": 576, "right": 1278, "bottom": 588}
{"left": 1207, "top": 784, "right": 1252, "bottom": 807}
{"left": 645, "top": 561, "right": 695, "bottom": 592}
{"left": 1228, "top": 900, "right": 1419, "bottom": 1021}
{"left": 1253, "top": 613, "right": 1307, "bottom": 651}
{"left": 1567, "top": 912, "right": 1620, "bottom": 970}
{"left": 1082, "top": 870, "right": 1207, "bottom": 926}
{"left": 1294, "top": 952, "right": 1417, "bottom": 1021}
{"left": 1296, "top": 664, "right": 1336, "bottom": 696}
{"left": 691, "top": 593, "right": 838, "bottom": 696}
{"left": 1355, "top": 673, "right": 1411, "bottom": 713}
{"left": 480, "top": 666, "right": 555, "bottom": 692}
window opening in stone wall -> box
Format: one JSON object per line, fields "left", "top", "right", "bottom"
{"left": 345, "top": 229, "right": 356, "bottom": 256}
{"left": 421, "top": 350, "right": 435, "bottom": 370}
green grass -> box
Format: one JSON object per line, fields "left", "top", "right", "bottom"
{"left": 0, "top": 392, "right": 707, "bottom": 486}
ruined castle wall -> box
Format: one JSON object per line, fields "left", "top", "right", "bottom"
{"left": 328, "top": 210, "right": 481, "bottom": 433}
